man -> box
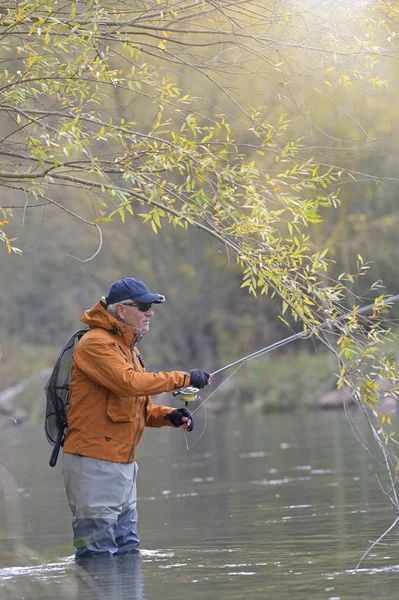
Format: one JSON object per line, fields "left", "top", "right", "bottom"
{"left": 63, "top": 277, "right": 210, "bottom": 559}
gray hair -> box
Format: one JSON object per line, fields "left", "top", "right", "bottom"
{"left": 106, "top": 302, "right": 119, "bottom": 318}
{"left": 102, "top": 297, "right": 131, "bottom": 320}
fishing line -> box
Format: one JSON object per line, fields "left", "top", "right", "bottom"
{"left": 183, "top": 361, "right": 247, "bottom": 450}
{"left": 184, "top": 328, "right": 312, "bottom": 448}
{"left": 176, "top": 292, "right": 399, "bottom": 449}
{"left": 175, "top": 293, "right": 399, "bottom": 405}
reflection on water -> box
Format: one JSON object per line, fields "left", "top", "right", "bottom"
{"left": 0, "top": 553, "right": 143, "bottom": 600}
{"left": 77, "top": 553, "right": 143, "bottom": 600}
{"left": 2, "top": 410, "right": 399, "bottom": 599}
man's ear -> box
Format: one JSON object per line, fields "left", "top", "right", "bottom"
{"left": 116, "top": 304, "right": 124, "bottom": 321}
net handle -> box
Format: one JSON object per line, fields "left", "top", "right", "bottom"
{"left": 49, "top": 426, "right": 65, "bottom": 467}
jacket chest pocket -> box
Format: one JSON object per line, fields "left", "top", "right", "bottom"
{"left": 107, "top": 392, "right": 135, "bottom": 422}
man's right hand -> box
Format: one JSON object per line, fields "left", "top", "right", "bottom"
{"left": 188, "top": 369, "right": 211, "bottom": 389}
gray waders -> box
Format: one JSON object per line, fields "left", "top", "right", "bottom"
{"left": 63, "top": 453, "right": 140, "bottom": 558}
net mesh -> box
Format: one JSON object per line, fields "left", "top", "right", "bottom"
{"left": 44, "top": 329, "right": 88, "bottom": 445}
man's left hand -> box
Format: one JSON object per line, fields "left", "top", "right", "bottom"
{"left": 165, "top": 407, "right": 194, "bottom": 432}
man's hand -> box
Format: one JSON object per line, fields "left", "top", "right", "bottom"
{"left": 165, "top": 407, "right": 194, "bottom": 432}
{"left": 188, "top": 369, "right": 211, "bottom": 389}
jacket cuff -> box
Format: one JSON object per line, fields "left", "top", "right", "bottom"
{"left": 182, "top": 372, "right": 190, "bottom": 387}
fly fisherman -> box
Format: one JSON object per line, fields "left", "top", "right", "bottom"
{"left": 62, "top": 277, "right": 210, "bottom": 560}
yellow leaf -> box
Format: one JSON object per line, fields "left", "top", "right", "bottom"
{"left": 263, "top": 130, "right": 272, "bottom": 144}
{"left": 278, "top": 315, "right": 290, "bottom": 327}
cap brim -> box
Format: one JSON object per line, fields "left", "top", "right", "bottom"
{"left": 134, "top": 293, "right": 165, "bottom": 304}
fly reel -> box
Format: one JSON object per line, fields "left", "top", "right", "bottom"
{"left": 172, "top": 386, "right": 200, "bottom": 406}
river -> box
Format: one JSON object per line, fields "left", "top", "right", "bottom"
{"left": 1, "top": 407, "right": 399, "bottom": 599}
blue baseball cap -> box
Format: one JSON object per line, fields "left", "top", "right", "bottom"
{"left": 105, "top": 278, "right": 165, "bottom": 305}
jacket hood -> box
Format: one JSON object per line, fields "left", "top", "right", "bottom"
{"left": 81, "top": 300, "right": 142, "bottom": 347}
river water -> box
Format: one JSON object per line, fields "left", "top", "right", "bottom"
{"left": 1, "top": 408, "right": 399, "bottom": 600}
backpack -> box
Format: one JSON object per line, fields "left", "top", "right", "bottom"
{"left": 44, "top": 329, "right": 88, "bottom": 467}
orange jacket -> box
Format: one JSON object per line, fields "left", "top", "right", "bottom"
{"left": 63, "top": 301, "right": 190, "bottom": 463}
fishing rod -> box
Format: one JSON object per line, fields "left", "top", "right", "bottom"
{"left": 173, "top": 293, "right": 399, "bottom": 403}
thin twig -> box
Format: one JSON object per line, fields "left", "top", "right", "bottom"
{"left": 0, "top": 415, "right": 17, "bottom": 423}
{"left": 355, "top": 516, "right": 399, "bottom": 571}
{"left": 37, "top": 194, "right": 104, "bottom": 262}
{"left": 67, "top": 224, "right": 103, "bottom": 263}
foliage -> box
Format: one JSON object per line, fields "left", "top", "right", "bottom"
{"left": 0, "top": 207, "right": 21, "bottom": 254}
{"left": 2, "top": 0, "right": 399, "bottom": 528}
{"left": 0, "top": 1, "right": 394, "bottom": 308}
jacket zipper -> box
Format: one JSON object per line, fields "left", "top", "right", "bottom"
{"left": 126, "top": 345, "right": 145, "bottom": 463}
{"left": 118, "top": 345, "right": 129, "bottom": 362}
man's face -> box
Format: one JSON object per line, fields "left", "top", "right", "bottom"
{"left": 117, "top": 301, "right": 154, "bottom": 332}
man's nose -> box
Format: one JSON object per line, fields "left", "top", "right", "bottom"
{"left": 146, "top": 308, "right": 154, "bottom": 317}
